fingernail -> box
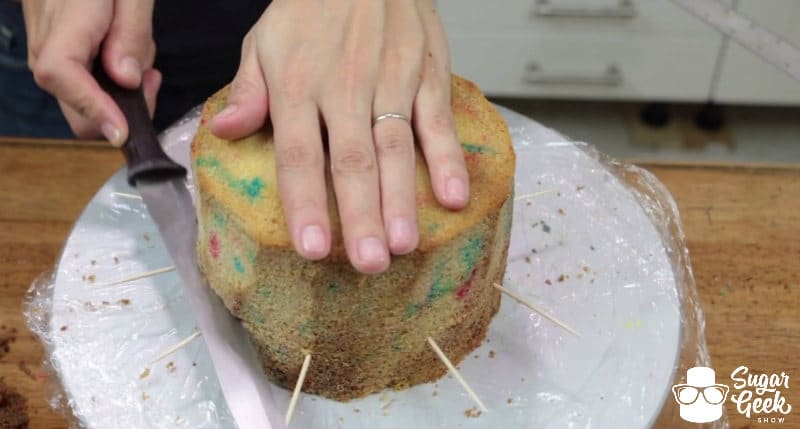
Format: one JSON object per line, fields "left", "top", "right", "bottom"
{"left": 101, "top": 122, "right": 123, "bottom": 147}
{"left": 389, "top": 217, "right": 413, "bottom": 249}
{"left": 301, "top": 225, "right": 326, "bottom": 257}
{"left": 120, "top": 56, "right": 141, "bottom": 83}
{"left": 357, "top": 236, "right": 388, "bottom": 266}
{"left": 215, "top": 105, "right": 238, "bottom": 120}
{"left": 445, "top": 177, "right": 468, "bottom": 205}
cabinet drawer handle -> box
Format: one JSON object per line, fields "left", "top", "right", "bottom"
{"left": 533, "top": 0, "right": 636, "bottom": 19}
{"left": 524, "top": 63, "right": 623, "bottom": 86}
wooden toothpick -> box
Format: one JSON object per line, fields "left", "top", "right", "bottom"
{"left": 111, "top": 192, "right": 143, "bottom": 200}
{"left": 150, "top": 330, "right": 202, "bottom": 364}
{"left": 99, "top": 266, "right": 176, "bottom": 287}
{"left": 426, "top": 336, "right": 487, "bottom": 412}
{"left": 514, "top": 189, "right": 558, "bottom": 201}
{"left": 493, "top": 283, "right": 581, "bottom": 337}
{"left": 285, "top": 354, "right": 312, "bottom": 426}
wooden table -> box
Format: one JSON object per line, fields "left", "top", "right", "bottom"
{"left": 1, "top": 138, "right": 798, "bottom": 429}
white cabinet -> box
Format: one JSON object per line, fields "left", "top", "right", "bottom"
{"left": 440, "top": 0, "right": 724, "bottom": 101}
{"left": 712, "top": 0, "right": 800, "bottom": 105}
{"left": 447, "top": 33, "right": 720, "bottom": 101}
{"left": 439, "top": 0, "right": 800, "bottom": 105}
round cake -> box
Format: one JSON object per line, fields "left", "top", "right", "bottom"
{"left": 191, "top": 74, "right": 515, "bottom": 401}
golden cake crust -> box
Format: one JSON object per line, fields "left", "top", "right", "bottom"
{"left": 192, "top": 75, "right": 515, "bottom": 401}
{"left": 191, "top": 75, "right": 515, "bottom": 261}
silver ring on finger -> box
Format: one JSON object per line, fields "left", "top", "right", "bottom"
{"left": 372, "top": 112, "right": 410, "bottom": 127}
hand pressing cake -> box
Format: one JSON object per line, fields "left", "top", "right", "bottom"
{"left": 191, "top": 74, "right": 515, "bottom": 401}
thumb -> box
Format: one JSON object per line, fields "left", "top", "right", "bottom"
{"left": 102, "top": 0, "right": 155, "bottom": 89}
{"left": 210, "top": 34, "right": 269, "bottom": 140}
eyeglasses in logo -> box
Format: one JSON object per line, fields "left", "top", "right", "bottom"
{"left": 671, "top": 367, "right": 729, "bottom": 423}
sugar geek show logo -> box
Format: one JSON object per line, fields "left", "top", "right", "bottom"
{"left": 672, "top": 366, "right": 792, "bottom": 424}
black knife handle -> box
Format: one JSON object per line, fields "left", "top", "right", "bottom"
{"left": 94, "top": 65, "right": 186, "bottom": 186}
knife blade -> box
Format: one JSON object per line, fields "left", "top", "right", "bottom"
{"left": 95, "top": 67, "right": 286, "bottom": 429}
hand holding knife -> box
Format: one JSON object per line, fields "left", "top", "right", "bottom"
{"left": 95, "top": 65, "right": 286, "bottom": 429}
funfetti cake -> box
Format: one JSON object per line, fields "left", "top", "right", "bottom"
{"left": 191, "top": 74, "right": 515, "bottom": 401}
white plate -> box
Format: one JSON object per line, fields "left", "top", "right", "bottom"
{"left": 49, "top": 106, "right": 681, "bottom": 429}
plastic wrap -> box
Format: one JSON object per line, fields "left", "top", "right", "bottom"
{"left": 23, "top": 105, "right": 725, "bottom": 428}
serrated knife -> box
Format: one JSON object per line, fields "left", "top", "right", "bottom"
{"left": 95, "top": 67, "right": 286, "bottom": 429}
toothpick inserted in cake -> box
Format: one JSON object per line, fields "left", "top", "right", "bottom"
{"left": 150, "top": 330, "right": 202, "bottom": 364}
{"left": 493, "top": 283, "right": 581, "bottom": 337}
{"left": 514, "top": 189, "right": 558, "bottom": 201}
{"left": 111, "top": 192, "right": 143, "bottom": 200}
{"left": 99, "top": 266, "right": 176, "bottom": 287}
{"left": 285, "top": 353, "right": 312, "bottom": 426}
{"left": 426, "top": 336, "right": 488, "bottom": 412}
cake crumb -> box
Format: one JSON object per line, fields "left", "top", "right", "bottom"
{"left": 473, "top": 354, "right": 479, "bottom": 359}
{"left": 87, "top": 274, "right": 96, "bottom": 283}
{"left": 507, "top": 398, "right": 513, "bottom": 404}
{"left": 141, "top": 392, "right": 150, "bottom": 401}
{"left": 17, "top": 361, "right": 35, "bottom": 381}
{"left": 192, "top": 362, "right": 197, "bottom": 367}
{"left": 353, "top": 408, "right": 360, "bottom": 413}
{"left": 557, "top": 274, "right": 566, "bottom": 282}
{"left": 113, "top": 257, "right": 119, "bottom": 264}
{"left": 90, "top": 260, "right": 96, "bottom": 266}
{"left": 118, "top": 299, "right": 131, "bottom": 306}
{"left": 139, "top": 368, "right": 150, "bottom": 380}
{"left": 1, "top": 328, "right": 16, "bottom": 360}
{"left": 432, "top": 390, "right": 438, "bottom": 397}
{"left": 488, "top": 350, "right": 496, "bottom": 359}
{"left": 577, "top": 185, "right": 585, "bottom": 191}
{"left": 464, "top": 407, "right": 482, "bottom": 418}
{"left": 143, "top": 234, "right": 151, "bottom": 241}
{"left": 0, "top": 377, "right": 29, "bottom": 429}
{"left": 558, "top": 208, "right": 565, "bottom": 215}
{"left": 545, "top": 279, "right": 552, "bottom": 285}
{"left": 524, "top": 256, "right": 531, "bottom": 263}
{"left": 59, "top": 325, "right": 67, "bottom": 332}
{"left": 166, "top": 361, "right": 176, "bottom": 373}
